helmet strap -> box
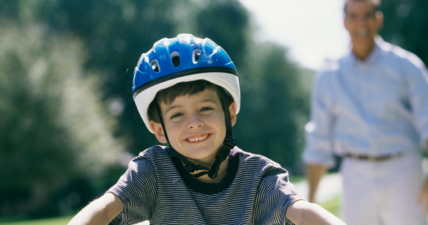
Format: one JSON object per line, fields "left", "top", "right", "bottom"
{"left": 154, "top": 88, "right": 236, "bottom": 179}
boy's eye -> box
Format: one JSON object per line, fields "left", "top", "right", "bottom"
{"left": 170, "top": 113, "right": 183, "bottom": 119}
{"left": 200, "top": 107, "right": 213, "bottom": 112}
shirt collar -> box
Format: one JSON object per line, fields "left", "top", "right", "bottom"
{"left": 348, "top": 35, "right": 383, "bottom": 67}
{"left": 171, "top": 147, "right": 240, "bottom": 194}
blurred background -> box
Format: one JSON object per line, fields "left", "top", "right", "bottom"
{"left": 0, "top": 0, "right": 426, "bottom": 222}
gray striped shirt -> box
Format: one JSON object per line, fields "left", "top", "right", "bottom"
{"left": 108, "top": 146, "right": 303, "bottom": 224}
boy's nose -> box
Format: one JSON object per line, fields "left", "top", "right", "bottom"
{"left": 187, "top": 114, "right": 203, "bottom": 129}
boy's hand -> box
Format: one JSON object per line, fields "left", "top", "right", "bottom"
{"left": 418, "top": 176, "right": 428, "bottom": 214}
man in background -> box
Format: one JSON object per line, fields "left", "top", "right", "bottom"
{"left": 302, "top": 0, "right": 428, "bottom": 224}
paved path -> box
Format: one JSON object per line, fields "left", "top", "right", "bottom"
{"left": 293, "top": 173, "right": 342, "bottom": 203}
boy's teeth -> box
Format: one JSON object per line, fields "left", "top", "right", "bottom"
{"left": 189, "top": 135, "right": 208, "bottom": 142}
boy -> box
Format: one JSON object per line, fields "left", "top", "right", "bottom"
{"left": 69, "top": 34, "right": 344, "bottom": 225}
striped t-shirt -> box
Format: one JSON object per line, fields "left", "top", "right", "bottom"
{"left": 108, "top": 146, "right": 304, "bottom": 224}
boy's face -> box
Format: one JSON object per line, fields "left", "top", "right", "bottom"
{"left": 150, "top": 88, "right": 237, "bottom": 166}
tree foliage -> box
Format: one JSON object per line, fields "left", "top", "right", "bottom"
{"left": 0, "top": 23, "right": 123, "bottom": 216}
{"left": 380, "top": 0, "right": 428, "bottom": 65}
{"left": 236, "top": 42, "right": 311, "bottom": 171}
{"left": 193, "top": 0, "right": 250, "bottom": 67}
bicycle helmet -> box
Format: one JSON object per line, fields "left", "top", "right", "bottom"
{"left": 132, "top": 34, "right": 240, "bottom": 179}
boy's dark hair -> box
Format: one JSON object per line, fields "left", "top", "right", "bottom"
{"left": 344, "top": 0, "right": 381, "bottom": 14}
{"left": 148, "top": 80, "right": 234, "bottom": 123}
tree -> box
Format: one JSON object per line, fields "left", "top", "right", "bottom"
{"left": 380, "top": 0, "right": 428, "bottom": 65}
{"left": 0, "top": 23, "right": 124, "bottom": 217}
{"left": 193, "top": 0, "right": 250, "bottom": 67}
{"left": 235, "top": 41, "right": 312, "bottom": 171}
{"left": 0, "top": 0, "right": 195, "bottom": 155}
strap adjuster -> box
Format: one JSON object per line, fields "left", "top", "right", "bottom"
{"left": 224, "top": 135, "right": 237, "bottom": 149}
{"left": 184, "top": 162, "right": 196, "bottom": 172}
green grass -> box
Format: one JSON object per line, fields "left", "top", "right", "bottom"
{"left": 0, "top": 216, "right": 72, "bottom": 225}
{"left": 289, "top": 174, "right": 306, "bottom": 183}
{"left": 319, "top": 194, "right": 341, "bottom": 217}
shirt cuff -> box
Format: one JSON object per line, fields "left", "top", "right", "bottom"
{"left": 302, "top": 148, "right": 335, "bottom": 168}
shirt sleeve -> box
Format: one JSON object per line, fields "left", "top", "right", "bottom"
{"left": 403, "top": 55, "right": 428, "bottom": 148}
{"left": 107, "top": 156, "right": 157, "bottom": 225}
{"left": 253, "top": 167, "right": 305, "bottom": 225}
{"left": 302, "top": 71, "right": 336, "bottom": 167}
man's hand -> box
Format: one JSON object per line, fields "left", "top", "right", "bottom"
{"left": 419, "top": 139, "right": 428, "bottom": 214}
{"left": 306, "top": 164, "right": 328, "bottom": 203}
{"left": 418, "top": 177, "right": 428, "bottom": 214}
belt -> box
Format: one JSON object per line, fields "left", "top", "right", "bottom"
{"left": 343, "top": 152, "right": 405, "bottom": 162}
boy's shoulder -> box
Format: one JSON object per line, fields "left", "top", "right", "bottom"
{"left": 236, "top": 148, "right": 280, "bottom": 164}
{"left": 129, "top": 145, "right": 172, "bottom": 163}
{"left": 124, "top": 145, "right": 184, "bottom": 182}
{"left": 137, "top": 145, "right": 169, "bottom": 158}
{"left": 125, "top": 145, "right": 170, "bottom": 170}
{"left": 234, "top": 147, "right": 287, "bottom": 175}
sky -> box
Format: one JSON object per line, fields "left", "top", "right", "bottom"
{"left": 239, "top": 0, "right": 350, "bottom": 70}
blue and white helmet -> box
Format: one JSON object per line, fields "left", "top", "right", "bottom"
{"left": 132, "top": 34, "right": 240, "bottom": 133}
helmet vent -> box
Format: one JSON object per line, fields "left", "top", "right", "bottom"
{"left": 151, "top": 60, "right": 159, "bottom": 72}
{"left": 193, "top": 49, "right": 201, "bottom": 63}
{"left": 170, "top": 51, "right": 180, "bottom": 67}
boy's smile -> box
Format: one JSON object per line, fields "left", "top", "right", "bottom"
{"left": 150, "top": 88, "right": 236, "bottom": 167}
{"left": 185, "top": 133, "right": 210, "bottom": 143}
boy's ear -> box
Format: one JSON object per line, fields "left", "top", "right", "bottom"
{"left": 149, "top": 121, "right": 168, "bottom": 143}
{"left": 229, "top": 102, "right": 237, "bottom": 127}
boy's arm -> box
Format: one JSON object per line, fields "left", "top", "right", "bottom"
{"left": 286, "top": 200, "right": 345, "bottom": 225}
{"left": 68, "top": 193, "right": 123, "bottom": 225}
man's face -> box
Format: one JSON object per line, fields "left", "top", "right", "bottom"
{"left": 344, "top": 1, "right": 383, "bottom": 53}
{"left": 150, "top": 88, "right": 236, "bottom": 167}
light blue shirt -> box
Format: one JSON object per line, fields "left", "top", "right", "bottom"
{"left": 303, "top": 37, "right": 428, "bottom": 167}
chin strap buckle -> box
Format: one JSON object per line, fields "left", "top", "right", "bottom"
{"left": 205, "top": 136, "right": 236, "bottom": 179}
{"left": 224, "top": 135, "right": 237, "bottom": 149}
{"left": 184, "top": 161, "right": 210, "bottom": 173}
{"left": 170, "top": 135, "right": 237, "bottom": 179}
{"left": 184, "top": 162, "right": 197, "bottom": 173}
{"left": 208, "top": 159, "right": 222, "bottom": 179}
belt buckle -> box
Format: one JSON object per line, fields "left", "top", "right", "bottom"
{"left": 367, "top": 155, "right": 377, "bottom": 161}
